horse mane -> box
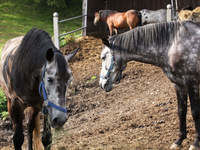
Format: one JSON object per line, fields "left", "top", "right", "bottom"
{"left": 99, "top": 10, "right": 118, "bottom": 19}
{"left": 10, "top": 28, "right": 61, "bottom": 96}
{"left": 109, "top": 21, "right": 181, "bottom": 53}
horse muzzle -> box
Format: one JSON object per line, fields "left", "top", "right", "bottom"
{"left": 51, "top": 112, "right": 68, "bottom": 129}
{"left": 100, "top": 79, "right": 113, "bottom": 92}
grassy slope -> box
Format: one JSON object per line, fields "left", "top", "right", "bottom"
{"left": 0, "top": 0, "right": 82, "bottom": 50}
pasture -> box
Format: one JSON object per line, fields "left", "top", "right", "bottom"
{"left": 0, "top": 36, "right": 195, "bottom": 149}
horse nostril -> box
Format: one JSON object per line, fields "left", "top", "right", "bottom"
{"left": 53, "top": 117, "right": 59, "bottom": 125}
{"left": 52, "top": 117, "right": 65, "bottom": 127}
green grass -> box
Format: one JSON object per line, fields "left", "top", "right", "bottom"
{"left": 0, "top": 0, "right": 82, "bottom": 50}
{"left": 0, "top": 0, "right": 82, "bottom": 117}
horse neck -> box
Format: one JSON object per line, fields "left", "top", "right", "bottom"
{"left": 100, "top": 15, "right": 108, "bottom": 22}
{"left": 112, "top": 22, "right": 179, "bottom": 67}
{"left": 119, "top": 45, "right": 167, "bottom": 67}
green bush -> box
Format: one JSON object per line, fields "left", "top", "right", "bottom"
{"left": 60, "top": 33, "right": 81, "bottom": 47}
{"left": 0, "top": 89, "right": 7, "bottom": 119}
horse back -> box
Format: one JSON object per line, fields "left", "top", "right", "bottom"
{"left": 108, "top": 10, "right": 140, "bottom": 28}
{"left": 0, "top": 36, "right": 23, "bottom": 99}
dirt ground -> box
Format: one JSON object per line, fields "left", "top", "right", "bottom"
{"left": 0, "top": 36, "right": 197, "bottom": 150}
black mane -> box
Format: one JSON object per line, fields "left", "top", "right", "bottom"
{"left": 109, "top": 21, "right": 181, "bottom": 53}
{"left": 10, "top": 28, "right": 61, "bottom": 99}
{"left": 13, "top": 28, "right": 56, "bottom": 70}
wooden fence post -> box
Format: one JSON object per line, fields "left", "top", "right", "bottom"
{"left": 82, "top": 0, "right": 88, "bottom": 36}
{"left": 53, "top": 12, "right": 60, "bottom": 49}
{"left": 167, "top": 4, "right": 172, "bottom": 22}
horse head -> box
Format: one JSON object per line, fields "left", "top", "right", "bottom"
{"left": 99, "top": 38, "right": 126, "bottom": 92}
{"left": 40, "top": 47, "right": 79, "bottom": 128}
{"left": 94, "top": 11, "right": 101, "bottom": 25}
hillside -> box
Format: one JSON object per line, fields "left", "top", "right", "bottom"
{"left": 0, "top": 0, "right": 82, "bottom": 50}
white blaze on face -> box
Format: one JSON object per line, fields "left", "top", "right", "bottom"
{"left": 44, "top": 61, "right": 60, "bottom": 104}
{"left": 99, "top": 46, "right": 113, "bottom": 90}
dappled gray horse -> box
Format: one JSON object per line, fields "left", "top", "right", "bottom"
{"left": 140, "top": 9, "right": 167, "bottom": 25}
{"left": 0, "top": 28, "right": 78, "bottom": 150}
{"left": 99, "top": 21, "right": 200, "bottom": 150}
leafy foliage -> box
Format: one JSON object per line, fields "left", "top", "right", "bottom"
{"left": 0, "top": 90, "right": 7, "bottom": 118}
{"left": 19, "top": 0, "right": 72, "bottom": 9}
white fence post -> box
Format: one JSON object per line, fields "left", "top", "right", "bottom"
{"left": 82, "top": 0, "right": 88, "bottom": 36}
{"left": 53, "top": 12, "right": 60, "bottom": 49}
{"left": 167, "top": 4, "right": 172, "bottom": 22}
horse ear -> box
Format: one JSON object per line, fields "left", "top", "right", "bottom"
{"left": 46, "top": 48, "right": 54, "bottom": 62}
{"left": 65, "top": 48, "right": 80, "bottom": 62}
{"left": 102, "top": 38, "right": 110, "bottom": 47}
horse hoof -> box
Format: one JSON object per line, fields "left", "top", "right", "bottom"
{"left": 189, "top": 145, "right": 200, "bottom": 150}
{"left": 170, "top": 143, "right": 180, "bottom": 150}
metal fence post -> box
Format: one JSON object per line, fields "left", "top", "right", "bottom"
{"left": 82, "top": 0, "right": 88, "bottom": 36}
{"left": 167, "top": 4, "right": 172, "bottom": 22}
{"left": 53, "top": 12, "right": 60, "bottom": 49}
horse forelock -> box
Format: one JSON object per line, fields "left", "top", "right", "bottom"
{"left": 109, "top": 21, "right": 181, "bottom": 53}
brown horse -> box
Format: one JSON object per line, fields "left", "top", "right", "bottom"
{"left": 0, "top": 28, "right": 79, "bottom": 150}
{"left": 94, "top": 9, "right": 141, "bottom": 36}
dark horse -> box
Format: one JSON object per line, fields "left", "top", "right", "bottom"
{"left": 94, "top": 9, "right": 141, "bottom": 36}
{"left": 0, "top": 28, "right": 78, "bottom": 150}
{"left": 99, "top": 21, "right": 200, "bottom": 150}
{"left": 139, "top": 9, "right": 167, "bottom": 25}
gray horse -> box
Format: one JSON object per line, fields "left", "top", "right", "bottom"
{"left": 140, "top": 9, "right": 167, "bottom": 25}
{"left": 99, "top": 21, "right": 200, "bottom": 150}
{"left": 0, "top": 28, "right": 78, "bottom": 150}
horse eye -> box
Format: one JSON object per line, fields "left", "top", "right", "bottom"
{"left": 101, "top": 56, "right": 106, "bottom": 60}
{"left": 47, "top": 77, "right": 53, "bottom": 83}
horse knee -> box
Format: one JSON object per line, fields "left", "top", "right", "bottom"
{"left": 42, "top": 114, "right": 52, "bottom": 148}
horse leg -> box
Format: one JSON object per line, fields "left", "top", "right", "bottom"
{"left": 10, "top": 98, "right": 24, "bottom": 150}
{"left": 7, "top": 98, "right": 14, "bottom": 128}
{"left": 188, "top": 84, "right": 200, "bottom": 150}
{"left": 7, "top": 98, "right": 11, "bottom": 116}
{"left": 108, "top": 23, "right": 113, "bottom": 36}
{"left": 33, "top": 112, "right": 44, "bottom": 150}
{"left": 42, "top": 107, "right": 52, "bottom": 150}
{"left": 26, "top": 107, "right": 40, "bottom": 150}
{"left": 170, "top": 85, "right": 188, "bottom": 149}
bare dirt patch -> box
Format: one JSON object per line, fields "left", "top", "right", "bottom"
{"left": 0, "top": 36, "right": 196, "bottom": 150}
